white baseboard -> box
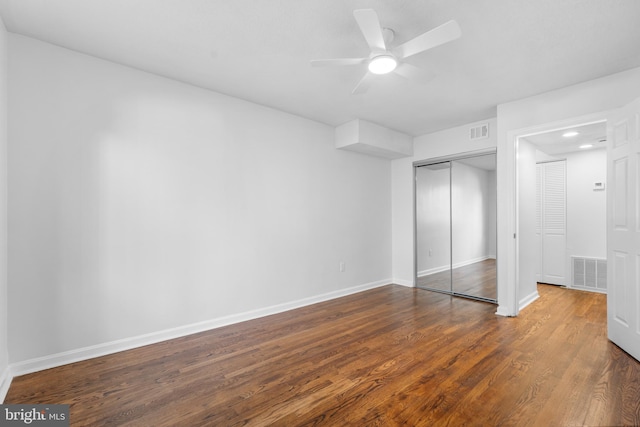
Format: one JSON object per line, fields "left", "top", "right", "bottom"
{"left": 392, "top": 278, "right": 414, "bottom": 287}
{"left": 10, "top": 279, "right": 392, "bottom": 377}
{"left": 519, "top": 290, "right": 540, "bottom": 312}
{"left": 0, "top": 366, "right": 11, "bottom": 403}
{"left": 495, "top": 304, "right": 518, "bottom": 317}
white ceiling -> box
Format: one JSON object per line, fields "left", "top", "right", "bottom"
{"left": 523, "top": 121, "right": 607, "bottom": 155}
{"left": 1, "top": 0, "right": 639, "bottom": 136}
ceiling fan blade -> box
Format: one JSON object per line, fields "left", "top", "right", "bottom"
{"left": 393, "top": 20, "right": 461, "bottom": 59}
{"left": 353, "top": 9, "right": 386, "bottom": 51}
{"left": 393, "top": 63, "right": 435, "bottom": 84}
{"left": 310, "top": 58, "right": 368, "bottom": 67}
{"left": 352, "top": 72, "right": 376, "bottom": 95}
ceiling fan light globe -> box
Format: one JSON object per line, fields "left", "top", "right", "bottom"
{"left": 368, "top": 55, "right": 397, "bottom": 74}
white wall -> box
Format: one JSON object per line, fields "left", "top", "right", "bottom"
{"left": 517, "top": 139, "right": 539, "bottom": 308}
{"left": 7, "top": 35, "right": 392, "bottom": 365}
{"left": 391, "top": 118, "right": 497, "bottom": 287}
{"left": 496, "top": 66, "right": 640, "bottom": 315}
{"left": 0, "top": 14, "right": 9, "bottom": 399}
{"left": 565, "top": 149, "right": 607, "bottom": 260}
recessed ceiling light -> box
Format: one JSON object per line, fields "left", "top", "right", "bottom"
{"left": 562, "top": 131, "right": 579, "bottom": 138}
{"left": 368, "top": 55, "right": 397, "bottom": 75}
{"left": 579, "top": 144, "right": 593, "bottom": 149}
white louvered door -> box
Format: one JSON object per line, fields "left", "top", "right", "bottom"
{"left": 536, "top": 161, "right": 566, "bottom": 286}
{"left": 607, "top": 97, "right": 640, "bottom": 362}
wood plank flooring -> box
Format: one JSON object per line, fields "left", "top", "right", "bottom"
{"left": 6, "top": 284, "right": 640, "bottom": 426}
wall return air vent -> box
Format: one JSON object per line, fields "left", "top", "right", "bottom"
{"left": 470, "top": 123, "right": 489, "bottom": 141}
{"left": 572, "top": 256, "right": 606, "bottom": 293}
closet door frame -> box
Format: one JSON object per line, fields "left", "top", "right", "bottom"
{"left": 414, "top": 148, "right": 498, "bottom": 303}
{"left": 536, "top": 160, "right": 567, "bottom": 286}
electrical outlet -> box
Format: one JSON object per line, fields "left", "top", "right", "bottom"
{"left": 339, "top": 261, "right": 345, "bottom": 272}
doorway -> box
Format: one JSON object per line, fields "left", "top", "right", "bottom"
{"left": 414, "top": 150, "right": 497, "bottom": 303}
{"left": 521, "top": 121, "right": 608, "bottom": 294}
{"left": 536, "top": 159, "right": 567, "bottom": 286}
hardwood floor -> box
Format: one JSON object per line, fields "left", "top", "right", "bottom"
{"left": 6, "top": 284, "right": 640, "bottom": 426}
{"left": 416, "top": 259, "right": 497, "bottom": 301}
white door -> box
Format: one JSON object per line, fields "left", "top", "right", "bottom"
{"left": 536, "top": 161, "right": 567, "bottom": 286}
{"left": 607, "top": 97, "right": 640, "bottom": 362}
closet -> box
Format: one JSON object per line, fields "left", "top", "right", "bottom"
{"left": 535, "top": 160, "right": 566, "bottom": 286}
{"left": 415, "top": 151, "right": 497, "bottom": 303}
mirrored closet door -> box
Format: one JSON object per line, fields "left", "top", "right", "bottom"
{"left": 415, "top": 151, "right": 497, "bottom": 303}
{"left": 415, "top": 162, "right": 452, "bottom": 294}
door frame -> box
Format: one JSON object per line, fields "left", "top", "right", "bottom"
{"left": 509, "top": 111, "right": 609, "bottom": 316}
{"left": 537, "top": 159, "right": 567, "bottom": 286}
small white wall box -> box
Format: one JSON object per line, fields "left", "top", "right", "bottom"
{"left": 593, "top": 182, "right": 605, "bottom": 191}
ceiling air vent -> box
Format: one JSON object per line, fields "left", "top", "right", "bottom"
{"left": 470, "top": 123, "right": 489, "bottom": 140}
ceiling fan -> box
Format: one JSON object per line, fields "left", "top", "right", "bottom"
{"left": 311, "top": 9, "right": 461, "bottom": 94}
